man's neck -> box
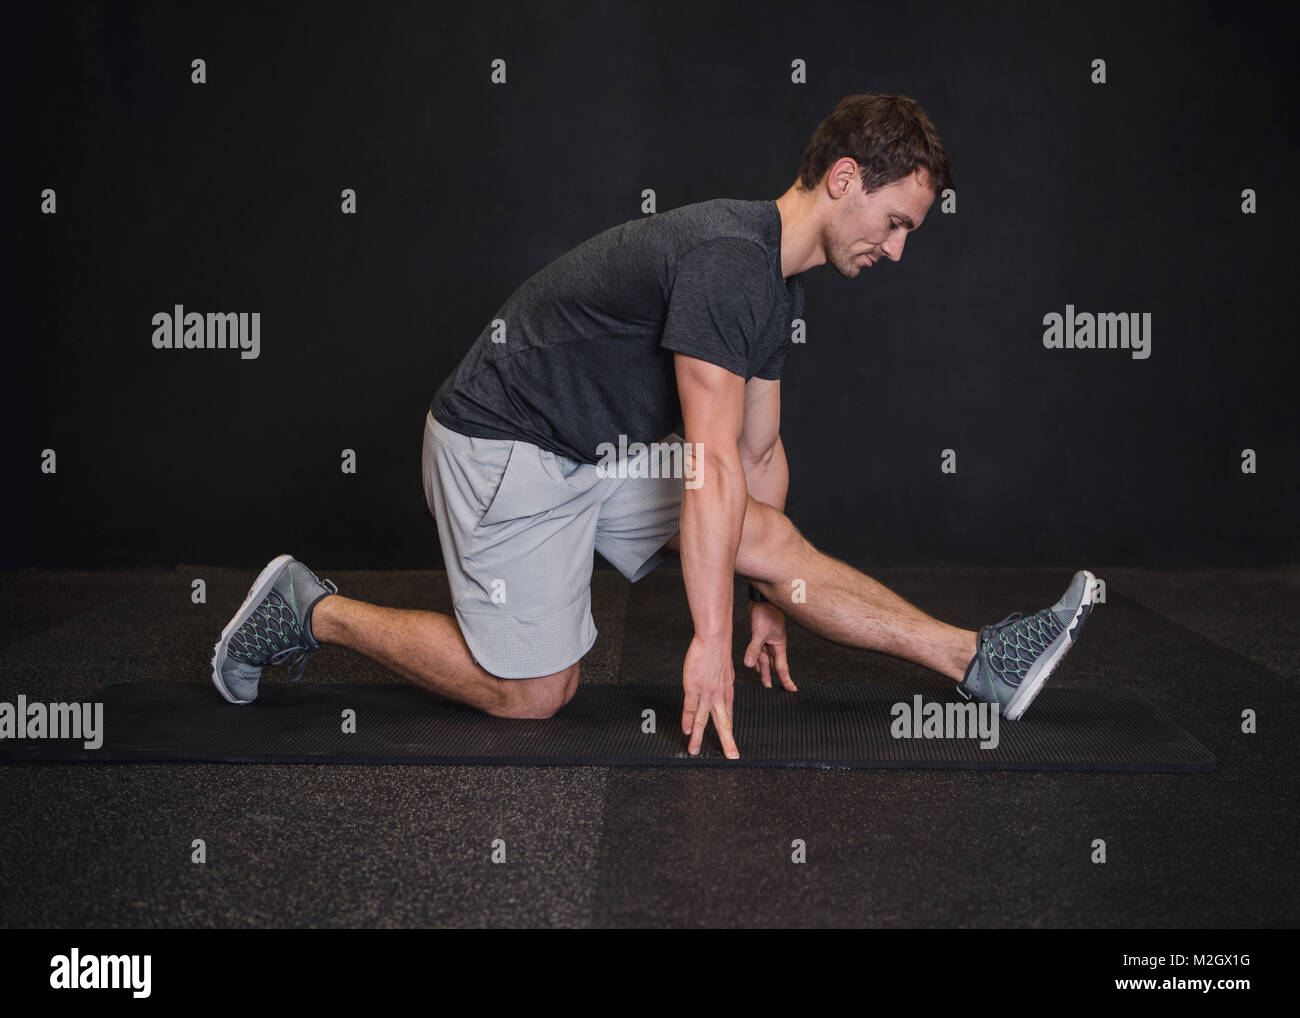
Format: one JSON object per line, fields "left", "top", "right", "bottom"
{"left": 774, "top": 182, "right": 828, "bottom": 278}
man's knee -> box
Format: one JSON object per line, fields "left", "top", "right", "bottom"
{"left": 487, "top": 661, "right": 580, "bottom": 719}
{"left": 735, "top": 496, "right": 801, "bottom": 580}
{"left": 665, "top": 497, "right": 801, "bottom": 577}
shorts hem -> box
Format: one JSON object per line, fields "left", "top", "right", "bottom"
{"left": 624, "top": 549, "right": 666, "bottom": 584}
{"left": 453, "top": 591, "right": 597, "bottom": 679}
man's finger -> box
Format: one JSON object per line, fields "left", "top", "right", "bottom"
{"left": 689, "top": 705, "right": 710, "bottom": 756}
{"left": 743, "top": 634, "right": 764, "bottom": 671}
{"left": 713, "top": 701, "right": 740, "bottom": 760}
{"left": 774, "top": 644, "right": 797, "bottom": 692}
{"left": 758, "top": 647, "right": 772, "bottom": 688}
{"left": 682, "top": 688, "right": 700, "bottom": 735}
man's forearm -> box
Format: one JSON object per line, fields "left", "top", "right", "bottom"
{"left": 679, "top": 446, "right": 749, "bottom": 640}
{"left": 741, "top": 435, "right": 789, "bottom": 513}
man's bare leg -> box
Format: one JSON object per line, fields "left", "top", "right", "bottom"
{"left": 664, "top": 499, "right": 978, "bottom": 681}
{"left": 310, "top": 595, "right": 579, "bottom": 718}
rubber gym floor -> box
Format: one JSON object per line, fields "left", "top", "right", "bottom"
{"left": 1, "top": 564, "right": 1295, "bottom": 928}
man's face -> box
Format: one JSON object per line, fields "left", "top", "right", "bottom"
{"left": 824, "top": 167, "right": 936, "bottom": 278}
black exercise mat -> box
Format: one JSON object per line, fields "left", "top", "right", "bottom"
{"left": 0, "top": 682, "right": 1215, "bottom": 771}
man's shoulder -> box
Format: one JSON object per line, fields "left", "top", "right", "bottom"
{"left": 658, "top": 197, "right": 773, "bottom": 240}
{"left": 662, "top": 199, "right": 777, "bottom": 277}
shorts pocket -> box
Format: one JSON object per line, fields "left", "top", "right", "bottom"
{"left": 476, "top": 440, "right": 533, "bottom": 528}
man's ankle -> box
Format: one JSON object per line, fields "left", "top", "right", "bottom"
{"left": 951, "top": 631, "right": 979, "bottom": 682}
{"left": 307, "top": 592, "right": 341, "bottom": 645}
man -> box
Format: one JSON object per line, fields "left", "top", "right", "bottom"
{"left": 211, "top": 94, "right": 1097, "bottom": 759}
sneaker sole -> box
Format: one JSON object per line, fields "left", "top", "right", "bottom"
{"left": 1003, "top": 570, "right": 1097, "bottom": 721}
{"left": 210, "top": 553, "right": 295, "bottom": 704}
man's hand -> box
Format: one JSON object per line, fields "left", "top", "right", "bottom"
{"left": 744, "top": 601, "right": 797, "bottom": 691}
{"left": 682, "top": 634, "right": 739, "bottom": 759}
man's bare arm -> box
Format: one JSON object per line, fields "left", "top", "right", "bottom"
{"left": 738, "top": 376, "right": 788, "bottom": 512}
{"left": 674, "top": 352, "right": 746, "bottom": 757}
{"left": 736, "top": 376, "right": 796, "bottom": 692}
{"left": 676, "top": 352, "right": 747, "bottom": 638}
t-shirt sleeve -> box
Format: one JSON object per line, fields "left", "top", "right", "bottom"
{"left": 659, "top": 238, "right": 772, "bottom": 379}
{"left": 753, "top": 274, "right": 802, "bottom": 380}
{"left": 754, "top": 336, "right": 790, "bottom": 380}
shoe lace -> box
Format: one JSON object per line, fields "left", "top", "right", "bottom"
{"left": 272, "top": 578, "right": 338, "bottom": 683}
{"left": 269, "top": 645, "right": 314, "bottom": 683}
{"left": 230, "top": 579, "right": 337, "bottom": 682}
{"left": 981, "top": 609, "right": 1063, "bottom": 683}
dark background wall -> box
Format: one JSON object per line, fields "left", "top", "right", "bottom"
{"left": 6, "top": 0, "right": 1296, "bottom": 571}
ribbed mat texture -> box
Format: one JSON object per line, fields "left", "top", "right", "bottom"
{"left": 0, "top": 683, "right": 1215, "bottom": 772}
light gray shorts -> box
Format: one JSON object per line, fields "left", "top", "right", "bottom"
{"left": 421, "top": 411, "right": 685, "bottom": 679}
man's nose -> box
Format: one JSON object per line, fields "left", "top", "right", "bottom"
{"left": 881, "top": 232, "right": 907, "bottom": 261}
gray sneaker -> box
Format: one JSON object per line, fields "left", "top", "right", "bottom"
{"left": 210, "top": 554, "right": 338, "bottom": 704}
{"left": 957, "top": 570, "right": 1098, "bottom": 721}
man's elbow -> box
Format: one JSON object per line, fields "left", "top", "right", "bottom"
{"left": 739, "top": 436, "right": 779, "bottom": 473}
{"left": 686, "top": 440, "right": 746, "bottom": 494}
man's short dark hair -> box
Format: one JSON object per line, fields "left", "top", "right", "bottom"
{"left": 797, "top": 94, "right": 954, "bottom": 196}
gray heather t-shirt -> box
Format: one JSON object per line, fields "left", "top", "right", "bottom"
{"left": 429, "top": 198, "right": 804, "bottom": 464}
